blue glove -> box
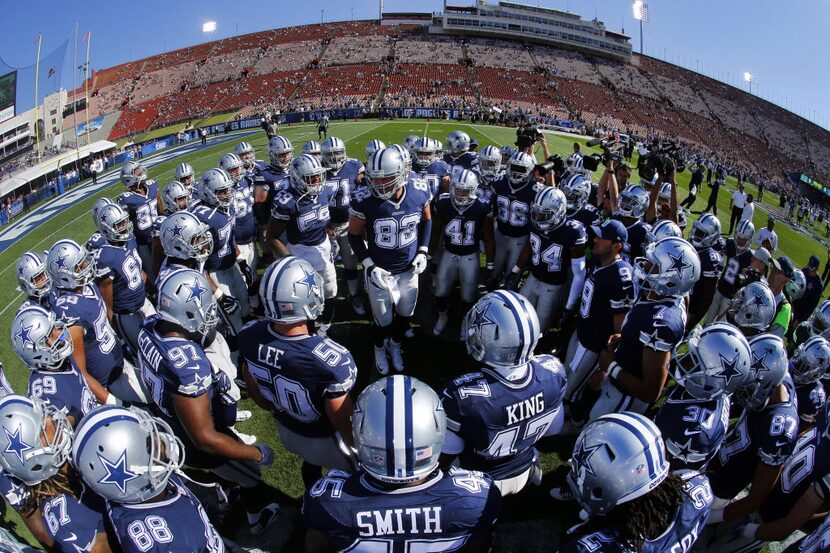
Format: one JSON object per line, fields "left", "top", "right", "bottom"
{"left": 256, "top": 444, "right": 274, "bottom": 467}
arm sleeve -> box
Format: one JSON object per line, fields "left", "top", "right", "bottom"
{"left": 348, "top": 233, "right": 370, "bottom": 263}
{"left": 417, "top": 217, "right": 433, "bottom": 250}
{"left": 565, "top": 257, "right": 586, "bottom": 310}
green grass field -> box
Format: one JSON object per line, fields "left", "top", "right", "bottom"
{"left": 1, "top": 119, "right": 824, "bottom": 551}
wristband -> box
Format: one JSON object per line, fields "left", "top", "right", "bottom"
{"left": 213, "top": 289, "right": 224, "bottom": 300}
{"left": 741, "top": 523, "right": 759, "bottom": 540}
{"left": 417, "top": 246, "right": 429, "bottom": 254}
{"left": 607, "top": 361, "right": 623, "bottom": 380}
{"left": 105, "top": 394, "right": 121, "bottom": 406}
{"left": 486, "top": 262, "right": 494, "bottom": 270}
{"left": 511, "top": 265, "right": 522, "bottom": 275}
{"left": 362, "top": 257, "right": 375, "bottom": 269}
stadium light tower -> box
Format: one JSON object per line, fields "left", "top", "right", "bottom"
{"left": 632, "top": 1, "right": 648, "bottom": 55}
{"left": 744, "top": 72, "right": 756, "bottom": 95}
{"left": 202, "top": 20, "right": 217, "bottom": 42}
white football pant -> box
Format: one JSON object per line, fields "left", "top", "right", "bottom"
{"left": 435, "top": 252, "right": 479, "bottom": 304}
{"left": 519, "top": 274, "right": 562, "bottom": 332}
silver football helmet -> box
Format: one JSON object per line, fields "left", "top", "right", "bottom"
{"left": 73, "top": 405, "right": 184, "bottom": 504}
{"left": 500, "top": 145, "right": 517, "bottom": 165}
{"left": 16, "top": 251, "right": 51, "bottom": 298}
{"left": 390, "top": 144, "right": 413, "bottom": 174}
{"left": 403, "top": 135, "right": 419, "bottom": 155}
{"left": 353, "top": 375, "right": 445, "bottom": 484}
{"left": 734, "top": 220, "right": 755, "bottom": 253}
{"left": 648, "top": 219, "right": 683, "bottom": 243}
{"left": 260, "top": 256, "right": 324, "bottom": 323}
{"left": 159, "top": 211, "right": 213, "bottom": 261}
{"left": 365, "top": 139, "right": 386, "bottom": 162}
{"left": 616, "top": 185, "right": 649, "bottom": 219}
{"left": 97, "top": 203, "right": 134, "bottom": 242}
{"left": 12, "top": 306, "right": 73, "bottom": 371}
{"left": 789, "top": 336, "right": 830, "bottom": 385}
{"left": 479, "top": 145, "right": 502, "bottom": 178}
{"left": 727, "top": 280, "right": 776, "bottom": 333}
{"left": 156, "top": 268, "right": 218, "bottom": 337}
{"left": 463, "top": 290, "right": 540, "bottom": 369}
{"left": 567, "top": 412, "right": 670, "bottom": 518}
{"left": 161, "top": 181, "right": 191, "bottom": 214}
{"left": 809, "top": 300, "right": 830, "bottom": 338}
{"left": 446, "top": 130, "right": 471, "bottom": 156}
{"left": 531, "top": 186, "right": 567, "bottom": 232}
{"left": 412, "top": 137, "right": 437, "bottom": 170}
{"left": 507, "top": 152, "right": 535, "bottom": 185}
{"left": 268, "top": 135, "right": 294, "bottom": 170}
{"left": 633, "top": 237, "right": 701, "bottom": 297}
{"left": 289, "top": 154, "right": 327, "bottom": 198}
{"left": 0, "top": 395, "right": 73, "bottom": 486}
{"left": 367, "top": 147, "right": 406, "bottom": 200}
{"left": 657, "top": 181, "right": 672, "bottom": 204}
{"left": 321, "top": 136, "right": 347, "bottom": 172}
{"left": 785, "top": 269, "right": 806, "bottom": 302}
{"left": 218, "top": 153, "right": 244, "bottom": 185}
{"left": 689, "top": 213, "right": 722, "bottom": 249}
{"left": 302, "top": 140, "right": 322, "bottom": 161}
{"left": 561, "top": 173, "right": 591, "bottom": 213}
{"left": 234, "top": 142, "right": 256, "bottom": 170}
{"left": 120, "top": 160, "right": 147, "bottom": 189}
{"left": 175, "top": 162, "right": 195, "bottom": 190}
{"left": 737, "top": 333, "right": 789, "bottom": 411}
{"left": 47, "top": 239, "right": 95, "bottom": 289}
{"left": 673, "top": 322, "right": 752, "bottom": 399}
{"left": 450, "top": 169, "right": 479, "bottom": 209}
{"left": 92, "top": 197, "right": 114, "bottom": 226}
{"left": 198, "top": 168, "right": 234, "bottom": 210}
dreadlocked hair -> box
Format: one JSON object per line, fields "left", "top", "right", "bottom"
{"left": 575, "top": 473, "right": 686, "bottom": 551}
{"left": 23, "top": 466, "right": 84, "bottom": 513}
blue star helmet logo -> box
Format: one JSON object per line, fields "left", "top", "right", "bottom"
{"left": 572, "top": 438, "right": 603, "bottom": 477}
{"left": 97, "top": 450, "right": 139, "bottom": 494}
{"left": 15, "top": 324, "right": 34, "bottom": 349}
{"left": 294, "top": 265, "right": 320, "bottom": 297}
{"left": 667, "top": 250, "right": 692, "bottom": 277}
{"left": 52, "top": 253, "right": 68, "bottom": 270}
{"left": 3, "top": 425, "right": 33, "bottom": 465}
{"left": 467, "top": 304, "right": 496, "bottom": 335}
{"left": 17, "top": 265, "right": 24, "bottom": 276}
{"left": 749, "top": 292, "right": 768, "bottom": 308}
{"left": 168, "top": 223, "right": 184, "bottom": 238}
{"left": 185, "top": 278, "right": 207, "bottom": 303}
{"left": 717, "top": 353, "right": 743, "bottom": 387}
{"left": 670, "top": 437, "right": 698, "bottom": 460}
{"left": 751, "top": 351, "right": 771, "bottom": 374}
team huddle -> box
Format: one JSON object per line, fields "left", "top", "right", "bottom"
{"left": 2, "top": 128, "right": 830, "bottom": 552}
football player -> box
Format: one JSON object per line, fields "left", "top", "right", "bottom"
{"left": 647, "top": 219, "right": 683, "bottom": 242}
{"left": 220, "top": 153, "right": 258, "bottom": 272}
{"left": 441, "top": 290, "right": 566, "bottom": 496}
{"left": 686, "top": 213, "right": 724, "bottom": 331}
{"left": 720, "top": 280, "right": 777, "bottom": 336}
{"left": 443, "top": 130, "right": 479, "bottom": 171}
{"left": 506, "top": 186, "right": 587, "bottom": 333}
{"left": 0, "top": 395, "right": 112, "bottom": 553}
{"left": 48, "top": 239, "right": 145, "bottom": 405}
{"left": 704, "top": 220, "right": 756, "bottom": 324}
{"left": 303, "top": 375, "right": 502, "bottom": 553}
{"left": 348, "top": 147, "right": 432, "bottom": 374}
{"left": 792, "top": 299, "right": 830, "bottom": 350}
{"left": 432, "top": 169, "right": 493, "bottom": 338}
{"left": 590, "top": 237, "right": 700, "bottom": 421}
{"left": 364, "top": 139, "right": 385, "bottom": 165}
{"left": 477, "top": 144, "right": 502, "bottom": 204}
{"left": 612, "top": 184, "right": 652, "bottom": 264}
{"left": 116, "top": 160, "right": 161, "bottom": 283}
{"left": 138, "top": 269, "right": 278, "bottom": 534}
{"left": 254, "top": 136, "right": 293, "bottom": 251}
{"left": 322, "top": 136, "right": 367, "bottom": 315}
{"left": 488, "top": 151, "right": 537, "bottom": 287}
{"left": 302, "top": 140, "right": 322, "bottom": 161}
{"left": 562, "top": 172, "right": 600, "bottom": 229}
{"left": 94, "top": 203, "right": 155, "bottom": 356}
{"left": 563, "top": 219, "right": 635, "bottom": 424}
{"left": 15, "top": 251, "right": 53, "bottom": 313}
{"left": 12, "top": 306, "right": 96, "bottom": 426}
{"left": 235, "top": 141, "right": 267, "bottom": 175}
{"left": 266, "top": 154, "right": 337, "bottom": 335}
{"left": 240, "top": 257, "right": 357, "bottom": 489}
{"left": 174, "top": 162, "right": 196, "bottom": 198}
{"left": 560, "top": 412, "right": 713, "bottom": 552}
{"left": 86, "top": 197, "right": 114, "bottom": 253}
{"left": 787, "top": 336, "right": 830, "bottom": 429}
{"left": 160, "top": 181, "right": 190, "bottom": 214}
{"left": 73, "top": 405, "right": 229, "bottom": 551}
{"left": 413, "top": 137, "right": 451, "bottom": 198}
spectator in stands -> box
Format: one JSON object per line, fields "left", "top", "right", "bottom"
{"left": 728, "top": 183, "right": 747, "bottom": 234}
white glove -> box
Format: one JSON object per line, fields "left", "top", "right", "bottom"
{"left": 411, "top": 250, "right": 428, "bottom": 275}
{"left": 365, "top": 261, "right": 391, "bottom": 290}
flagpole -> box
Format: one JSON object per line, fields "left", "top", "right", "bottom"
{"left": 72, "top": 23, "right": 82, "bottom": 176}
{"left": 34, "top": 35, "right": 42, "bottom": 163}
{"left": 84, "top": 31, "right": 91, "bottom": 146}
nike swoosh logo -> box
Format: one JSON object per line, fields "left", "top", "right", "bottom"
{"left": 684, "top": 429, "right": 701, "bottom": 436}
{"left": 66, "top": 533, "right": 78, "bottom": 542}
{"left": 775, "top": 440, "right": 790, "bottom": 448}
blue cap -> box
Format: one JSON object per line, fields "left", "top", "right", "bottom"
{"left": 592, "top": 219, "right": 628, "bottom": 244}
{"left": 809, "top": 255, "right": 821, "bottom": 270}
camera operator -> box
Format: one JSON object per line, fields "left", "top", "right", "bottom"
{"left": 596, "top": 158, "right": 631, "bottom": 216}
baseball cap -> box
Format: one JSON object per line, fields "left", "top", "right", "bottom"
{"left": 809, "top": 255, "right": 821, "bottom": 270}
{"left": 753, "top": 247, "right": 773, "bottom": 267}
{"left": 772, "top": 255, "right": 796, "bottom": 279}
{"left": 591, "top": 219, "right": 628, "bottom": 244}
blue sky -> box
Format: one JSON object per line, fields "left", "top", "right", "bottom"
{"left": 0, "top": 0, "right": 827, "bottom": 129}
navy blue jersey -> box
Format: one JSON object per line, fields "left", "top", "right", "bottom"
{"left": 41, "top": 491, "right": 106, "bottom": 553}
{"left": 239, "top": 320, "right": 356, "bottom": 438}
{"left": 53, "top": 285, "right": 122, "bottom": 386}
{"left": 327, "top": 158, "right": 365, "bottom": 225}
{"left": 576, "top": 258, "right": 635, "bottom": 353}
{"left": 444, "top": 152, "right": 479, "bottom": 172}
{"left": 618, "top": 219, "right": 652, "bottom": 264}
{"left": 560, "top": 471, "right": 713, "bottom": 553}
{"left": 233, "top": 177, "right": 257, "bottom": 245}
{"left": 350, "top": 179, "right": 433, "bottom": 274}
{"left": 28, "top": 361, "right": 96, "bottom": 424}
{"left": 717, "top": 242, "right": 754, "bottom": 298}
{"left": 257, "top": 165, "right": 288, "bottom": 195}
{"left": 491, "top": 176, "right": 537, "bottom": 237}
{"left": 150, "top": 215, "right": 166, "bottom": 240}
{"left": 708, "top": 375, "right": 800, "bottom": 500}
{"left": 654, "top": 386, "right": 731, "bottom": 470}
{"left": 785, "top": 511, "right": 830, "bottom": 552}
{"left": 85, "top": 232, "right": 107, "bottom": 252}
{"left": 155, "top": 258, "right": 203, "bottom": 292}
{"left": 696, "top": 246, "right": 723, "bottom": 280}
{"left": 528, "top": 219, "right": 587, "bottom": 285}
{"left": 192, "top": 204, "right": 236, "bottom": 272}
{"left": 0, "top": 471, "right": 28, "bottom": 512}
{"left": 138, "top": 316, "right": 234, "bottom": 429}
{"left": 441, "top": 355, "right": 566, "bottom": 480}
{"left": 107, "top": 476, "right": 224, "bottom": 553}
{"left": 96, "top": 238, "right": 146, "bottom": 313}
{"left": 117, "top": 182, "right": 159, "bottom": 246}
{"left": 570, "top": 204, "right": 600, "bottom": 229}
{"left": 18, "top": 293, "right": 55, "bottom": 316}
{"left": 796, "top": 382, "right": 827, "bottom": 425}
{"left": 416, "top": 159, "right": 451, "bottom": 198}
{"left": 435, "top": 194, "right": 492, "bottom": 256}
{"left": 270, "top": 184, "right": 335, "bottom": 246}
{"left": 303, "top": 467, "right": 501, "bottom": 553}
{"left": 614, "top": 297, "right": 686, "bottom": 380}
